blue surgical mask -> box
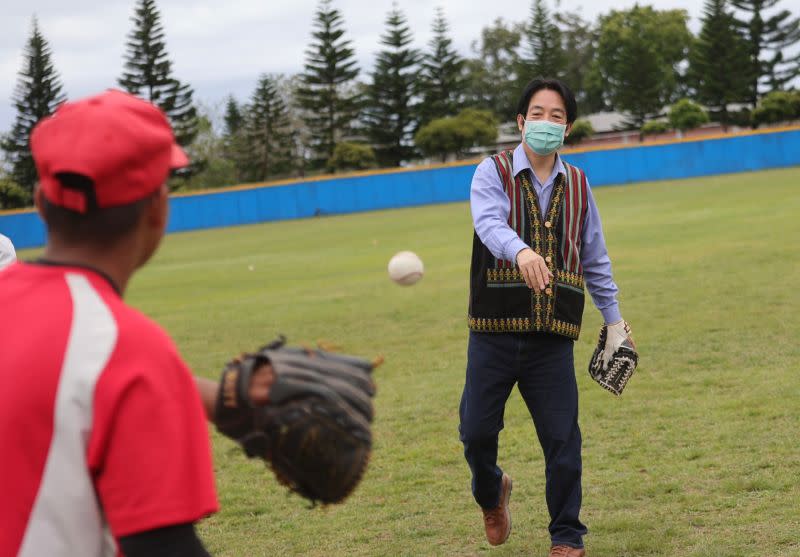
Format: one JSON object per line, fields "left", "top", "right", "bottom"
{"left": 523, "top": 120, "right": 566, "bottom": 155}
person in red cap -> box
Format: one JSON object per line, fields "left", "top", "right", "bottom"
{"left": 0, "top": 89, "right": 272, "bottom": 557}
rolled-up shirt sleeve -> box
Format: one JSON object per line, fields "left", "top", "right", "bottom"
{"left": 581, "top": 181, "right": 622, "bottom": 324}
{"left": 470, "top": 158, "right": 529, "bottom": 262}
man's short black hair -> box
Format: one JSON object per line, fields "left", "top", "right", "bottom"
{"left": 516, "top": 77, "right": 578, "bottom": 124}
{"left": 41, "top": 173, "right": 154, "bottom": 249}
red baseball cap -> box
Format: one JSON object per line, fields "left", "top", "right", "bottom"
{"left": 31, "top": 89, "right": 189, "bottom": 213}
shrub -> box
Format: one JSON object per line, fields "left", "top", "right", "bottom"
{"left": 641, "top": 120, "right": 670, "bottom": 136}
{"left": 327, "top": 142, "right": 378, "bottom": 173}
{"left": 414, "top": 109, "right": 498, "bottom": 162}
{"left": 668, "top": 99, "right": 709, "bottom": 131}
{"left": 0, "top": 176, "right": 31, "bottom": 210}
{"left": 565, "top": 119, "right": 594, "bottom": 145}
{"left": 751, "top": 90, "right": 800, "bottom": 127}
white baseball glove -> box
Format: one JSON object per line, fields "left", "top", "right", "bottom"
{"left": 588, "top": 320, "right": 638, "bottom": 396}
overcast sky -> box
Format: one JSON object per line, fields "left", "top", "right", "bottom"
{"left": 1, "top": 0, "right": 708, "bottom": 132}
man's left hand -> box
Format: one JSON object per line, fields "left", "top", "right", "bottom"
{"left": 588, "top": 320, "right": 638, "bottom": 396}
{"left": 602, "top": 320, "right": 636, "bottom": 370}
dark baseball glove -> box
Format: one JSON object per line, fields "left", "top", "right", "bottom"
{"left": 588, "top": 320, "right": 638, "bottom": 396}
{"left": 215, "top": 336, "right": 379, "bottom": 504}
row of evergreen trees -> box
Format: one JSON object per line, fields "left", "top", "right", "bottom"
{"left": 1, "top": 0, "right": 200, "bottom": 207}
{"left": 178, "top": 0, "right": 800, "bottom": 183}
{"left": 2, "top": 0, "right": 799, "bottom": 208}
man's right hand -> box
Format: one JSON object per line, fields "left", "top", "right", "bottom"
{"left": 515, "top": 247, "right": 553, "bottom": 292}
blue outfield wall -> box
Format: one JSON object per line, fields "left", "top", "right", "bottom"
{"left": 3, "top": 127, "right": 800, "bottom": 250}
{"left": 0, "top": 211, "right": 46, "bottom": 250}
{"left": 562, "top": 127, "right": 800, "bottom": 184}
{"left": 165, "top": 163, "right": 476, "bottom": 234}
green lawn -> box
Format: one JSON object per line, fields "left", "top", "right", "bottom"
{"left": 24, "top": 167, "right": 800, "bottom": 556}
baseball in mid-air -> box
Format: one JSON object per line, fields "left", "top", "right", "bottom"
{"left": 388, "top": 251, "right": 424, "bottom": 286}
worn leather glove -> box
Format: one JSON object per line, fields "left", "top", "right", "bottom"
{"left": 588, "top": 320, "right": 638, "bottom": 396}
{"left": 215, "top": 336, "right": 379, "bottom": 504}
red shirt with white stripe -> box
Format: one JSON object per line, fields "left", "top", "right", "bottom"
{"left": 0, "top": 263, "right": 219, "bottom": 557}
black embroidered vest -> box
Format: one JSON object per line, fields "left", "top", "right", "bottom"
{"left": 468, "top": 150, "right": 589, "bottom": 340}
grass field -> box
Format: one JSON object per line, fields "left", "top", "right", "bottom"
{"left": 24, "top": 167, "right": 800, "bottom": 556}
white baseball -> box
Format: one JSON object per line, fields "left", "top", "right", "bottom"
{"left": 388, "top": 251, "right": 424, "bottom": 286}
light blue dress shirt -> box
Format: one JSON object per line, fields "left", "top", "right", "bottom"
{"left": 470, "top": 143, "right": 622, "bottom": 324}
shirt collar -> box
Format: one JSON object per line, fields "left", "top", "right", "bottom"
{"left": 512, "top": 143, "right": 565, "bottom": 188}
{"left": 32, "top": 258, "right": 122, "bottom": 296}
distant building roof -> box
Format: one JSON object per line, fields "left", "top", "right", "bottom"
{"left": 583, "top": 111, "right": 629, "bottom": 134}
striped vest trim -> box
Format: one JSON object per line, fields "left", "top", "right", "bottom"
{"left": 561, "top": 161, "right": 589, "bottom": 273}
{"left": 467, "top": 150, "right": 589, "bottom": 340}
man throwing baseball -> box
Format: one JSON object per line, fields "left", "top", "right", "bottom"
{"left": 459, "top": 77, "right": 636, "bottom": 557}
{"left": 0, "top": 90, "right": 375, "bottom": 557}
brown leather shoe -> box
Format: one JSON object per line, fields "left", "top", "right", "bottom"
{"left": 548, "top": 545, "right": 586, "bottom": 557}
{"left": 482, "top": 473, "right": 512, "bottom": 545}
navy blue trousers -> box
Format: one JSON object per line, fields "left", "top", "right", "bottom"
{"left": 459, "top": 331, "right": 588, "bottom": 548}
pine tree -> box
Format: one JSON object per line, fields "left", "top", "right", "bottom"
{"left": 689, "top": 0, "right": 752, "bottom": 127}
{"left": 463, "top": 19, "right": 524, "bottom": 120}
{"left": 519, "top": 0, "right": 566, "bottom": 86}
{"left": 595, "top": 6, "right": 692, "bottom": 133}
{"left": 732, "top": 0, "right": 800, "bottom": 104}
{"left": 221, "top": 96, "right": 249, "bottom": 182}
{"left": 296, "top": 0, "right": 361, "bottom": 167}
{"left": 223, "top": 96, "right": 244, "bottom": 136}
{"left": 243, "top": 75, "right": 293, "bottom": 181}
{"left": 1, "top": 17, "right": 66, "bottom": 195}
{"left": 555, "top": 10, "right": 599, "bottom": 114}
{"left": 118, "top": 0, "right": 198, "bottom": 145}
{"left": 363, "top": 5, "right": 421, "bottom": 167}
{"left": 417, "top": 7, "right": 466, "bottom": 127}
